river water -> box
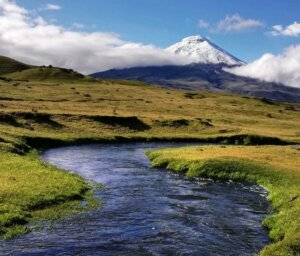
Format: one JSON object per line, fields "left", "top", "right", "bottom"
{"left": 0, "top": 143, "right": 270, "bottom": 256}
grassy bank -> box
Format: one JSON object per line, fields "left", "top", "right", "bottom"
{"left": 147, "top": 145, "right": 300, "bottom": 255}
{"left": 0, "top": 151, "right": 97, "bottom": 239}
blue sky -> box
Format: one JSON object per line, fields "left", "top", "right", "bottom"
{"left": 16, "top": 0, "right": 300, "bottom": 62}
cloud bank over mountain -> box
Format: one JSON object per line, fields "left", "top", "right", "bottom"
{"left": 0, "top": 0, "right": 189, "bottom": 73}
{"left": 227, "top": 45, "right": 300, "bottom": 88}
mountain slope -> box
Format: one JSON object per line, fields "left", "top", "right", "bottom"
{"left": 92, "top": 64, "right": 300, "bottom": 101}
{"left": 166, "top": 35, "right": 244, "bottom": 66}
{"left": 0, "top": 56, "right": 30, "bottom": 75}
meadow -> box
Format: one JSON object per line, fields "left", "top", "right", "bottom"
{"left": 0, "top": 71, "right": 299, "bottom": 153}
{"left": 0, "top": 66, "right": 299, "bottom": 252}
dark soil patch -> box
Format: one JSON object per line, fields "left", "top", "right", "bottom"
{"left": 195, "top": 118, "right": 213, "bottom": 127}
{"left": 0, "top": 112, "right": 63, "bottom": 128}
{"left": 184, "top": 92, "right": 206, "bottom": 99}
{"left": 90, "top": 116, "right": 150, "bottom": 131}
{"left": 154, "top": 119, "right": 190, "bottom": 128}
{"left": 260, "top": 98, "right": 276, "bottom": 105}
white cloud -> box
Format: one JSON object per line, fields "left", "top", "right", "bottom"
{"left": 197, "top": 19, "right": 209, "bottom": 29}
{"left": 44, "top": 3, "right": 61, "bottom": 11}
{"left": 216, "top": 14, "right": 264, "bottom": 32}
{"left": 0, "top": 0, "right": 190, "bottom": 74}
{"left": 271, "top": 22, "right": 300, "bottom": 36}
{"left": 226, "top": 45, "right": 300, "bottom": 88}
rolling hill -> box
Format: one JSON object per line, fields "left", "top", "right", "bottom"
{"left": 4, "top": 66, "right": 96, "bottom": 82}
{"left": 0, "top": 55, "right": 96, "bottom": 82}
{"left": 0, "top": 56, "right": 30, "bottom": 75}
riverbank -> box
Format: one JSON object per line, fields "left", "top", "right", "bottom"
{"left": 147, "top": 145, "right": 300, "bottom": 256}
{"left": 0, "top": 136, "right": 299, "bottom": 241}
{"left": 0, "top": 134, "right": 294, "bottom": 240}
{"left": 0, "top": 151, "right": 99, "bottom": 239}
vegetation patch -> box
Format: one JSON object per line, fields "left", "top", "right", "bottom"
{"left": 147, "top": 145, "right": 300, "bottom": 256}
{"left": 221, "top": 134, "right": 289, "bottom": 145}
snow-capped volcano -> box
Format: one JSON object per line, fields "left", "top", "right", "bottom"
{"left": 166, "top": 35, "right": 244, "bottom": 66}
{"left": 93, "top": 35, "right": 300, "bottom": 101}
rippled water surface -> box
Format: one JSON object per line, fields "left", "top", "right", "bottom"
{"left": 0, "top": 143, "right": 270, "bottom": 256}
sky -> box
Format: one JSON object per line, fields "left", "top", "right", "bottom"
{"left": 15, "top": 0, "right": 300, "bottom": 62}
{"left": 1, "top": 0, "right": 300, "bottom": 87}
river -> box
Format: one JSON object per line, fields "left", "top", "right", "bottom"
{"left": 0, "top": 143, "right": 270, "bottom": 255}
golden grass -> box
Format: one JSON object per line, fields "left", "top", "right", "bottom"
{"left": 152, "top": 145, "right": 300, "bottom": 174}
{"left": 0, "top": 79, "right": 299, "bottom": 146}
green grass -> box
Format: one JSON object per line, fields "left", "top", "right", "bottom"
{"left": 147, "top": 145, "right": 300, "bottom": 256}
{"left": 0, "top": 151, "right": 98, "bottom": 239}
{"left": 0, "top": 56, "right": 30, "bottom": 75}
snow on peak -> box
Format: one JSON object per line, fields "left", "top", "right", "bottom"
{"left": 181, "top": 35, "right": 205, "bottom": 43}
{"left": 166, "top": 35, "right": 244, "bottom": 66}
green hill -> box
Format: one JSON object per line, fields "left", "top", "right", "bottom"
{"left": 0, "top": 56, "right": 30, "bottom": 75}
{"left": 4, "top": 66, "right": 96, "bottom": 82}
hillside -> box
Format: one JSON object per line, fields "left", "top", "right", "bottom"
{"left": 4, "top": 66, "right": 96, "bottom": 82}
{"left": 0, "top": 56, "right": 30, "bottom": 75}
{"left": 92, "top": 64, "right": 300, "bottom": 102}
{"left": 0, "top": 77, "right": 299, "bottom": 153}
